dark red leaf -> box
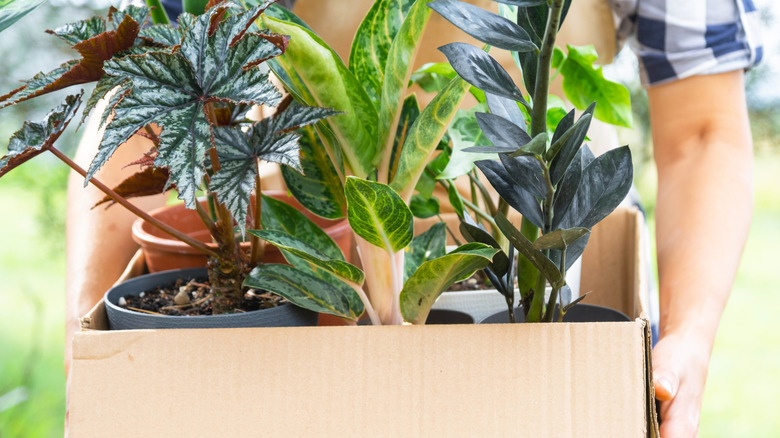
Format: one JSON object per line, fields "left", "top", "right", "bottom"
{"left": 93, "top": 166, "right": 171, "bottom": 208}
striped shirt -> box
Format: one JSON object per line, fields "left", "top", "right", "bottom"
{"left": 612, "top": 0, "right": 764, "bottom": 85}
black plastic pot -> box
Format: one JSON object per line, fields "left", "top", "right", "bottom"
{"left": 480, "top": 303, "right": 631, "bottom": 324}
{"left": 425, "top": 309, "right": 474, "bottom": 325}
{"left": 104, "top": 268, "right": 319, "bottom": 330}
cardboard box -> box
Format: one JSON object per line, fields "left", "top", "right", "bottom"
{"left": 70, "top": 207, "right": 659, "bottom": 437}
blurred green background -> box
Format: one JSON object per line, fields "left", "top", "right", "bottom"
{"left": 0, "top": 1, "right": 778, "bottom": 436}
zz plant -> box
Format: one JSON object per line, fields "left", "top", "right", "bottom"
{"left": 0, "top": 1, "right": 343, "bottom": 314}
{"left": 429, "top": 0, "right": 634, "bottom": 322}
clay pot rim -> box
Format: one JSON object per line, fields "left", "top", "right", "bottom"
{"left": 131, "top": 190, "right": 351, "bottom": 254}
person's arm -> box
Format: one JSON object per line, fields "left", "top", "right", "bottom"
{"left": 647, "top": 70, "right": 753, "bottom": 437}
{"left": 64, "top": 117, "right": 166, "bottom": 377}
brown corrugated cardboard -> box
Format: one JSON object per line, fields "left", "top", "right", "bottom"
{"left": 71, "top": 207, "right": 660, "bottom": 437}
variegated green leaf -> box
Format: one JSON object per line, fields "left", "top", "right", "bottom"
{"left": 437, "top": 104, "right": 496, "bottom": 180}
{"left": 349, "top": 0, "right": 415, "bottom": 109}
{"left": 399, "top": 242, "right": 498, "bottom": 324}
{"left": 244, "top": 263, "right": 364, "bottom": 320}
{"left": 345, "top": 177, "right": 413, "bottom": 253}
{"left": 0, "top": 93, "right": 82, "bottom": 177}
{"left": 261, "top": 194, "right": 345, "bottom": 261}
{"left": 390, "top": 76, "right": 470, "bottom": 201}
{"left": 387, "top": 94, "right": 420, "bottom": 182}
{"left": 262, "top": 16, "right": 378, "bottom": 178}
{"left": 376, "top": 0, "right": 431, "bottom": 167}
{"left": 281, "top": 125, "right": 347, "bottom": 219}
{"left": 249, "top": 229, "right": 364, "bottom": 285}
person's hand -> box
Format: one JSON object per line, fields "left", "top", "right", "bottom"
{"left": 652, "top": 331, "right": 712, "bottom": 437}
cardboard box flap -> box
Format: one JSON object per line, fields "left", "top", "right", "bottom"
{"left": 71, "top": 323, "right": 650, "bottom": 437}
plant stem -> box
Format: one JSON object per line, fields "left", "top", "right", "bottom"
{"left": 49, "top": 147, "right": 218, "bottom": 258}
{"left": 249, "top": 171, "right": 265, "bottom": 267}
{"left": 144, "top": 0, "right": 170, "bottom": 25}
{"left": 349, "top": 282, "right": 381, "bottom": 326}
{"left": 544, "top": 249, "right": 565, "bottom": 322}
{"left": 530, "top": 0, "right": 565, "bottom": 138}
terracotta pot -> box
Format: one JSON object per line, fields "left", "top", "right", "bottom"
{"left": 132, "top": 191, "right": 352, "bottom": 272}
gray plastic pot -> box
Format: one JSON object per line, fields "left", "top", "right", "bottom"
{"left": 104, "top": 268, "right": 318, "bottom": 330}
{"left": 480, "top": 303, "right": 631, "bottom": 324}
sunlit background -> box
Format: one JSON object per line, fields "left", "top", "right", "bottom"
{"left": 0, "top": 1, "right": 778, "bottom": 436}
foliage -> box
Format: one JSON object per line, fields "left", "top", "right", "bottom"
{"left": 248, "top": 0, "right": 499, "bottom": 325}
{"left": 0, "top": 1, "right": 339, "bottom": 314}
{"left": 430, "top": 0, "right": 634, "bottom": 322}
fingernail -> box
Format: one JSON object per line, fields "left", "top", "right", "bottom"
{"left": 655, "top": 377, "right": 676, "bottom": 400}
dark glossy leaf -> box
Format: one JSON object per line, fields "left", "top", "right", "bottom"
{"left": 345, "top": 177, "right": 413, "bottom": 253}
{"left": 0, "top": 93, "right": 81, "bottom": 177}
{"left": 549, "top": 103, "right": 594, "bottom": 184}
{"left": 349, "top": 0, "right": 415, "bottom": 109}
{"left": 515, "top": 51, "right": 538, "bottom": 101}
{"left": 261, "top": 194, "right": 345, "bottom": 261}
{"left": 549, "top": 107, "right": 575, "bottom": 153}
{"left": 244, "top": 263, "right": 363, "bottom": 320}
{"left": 560, "top": 45, "right": 632, "bottom": 127}
{"left": 495, "top": 212, "right": 562, "bottom": 286}
{"left": 94, "top": 166, "right": 170, "bottom": 207}
{"left": 429, "top": 0, "right": 536, "bottom": 52}
{"left": 390, "top": 76, "right": 469, "bottom": 200}
{"left": 549, "top": 231, "right": 589, "bottom": 270}
{"left": 492, "top": 0, "right": 545, "bottom": 6}
{"left": 459, "top": 222, "right": 509, "bottom": 276}
{"left": 462, "top": 145, "right": 522, "bottom": 155}
{"left": 475, "top": 159, "right": 543, "bottom": 227}
{"left": 558, "top": 146, "right": 633, "bottom": 229}
{"left": 500, "top": 153, "right": 546, "bottom": 199}
{"left": 400, "top": 243, "right": 498, "bottom": 324}
{"left": 485, "top": 92, "right": 525, "bottom": 129}
{"left": 551, "top": 146, "right": 584, "bottom": 228}
{"left": 475, "top": 112, "right": 531, "bottom": 150}
{"left": 532, "top": 227, "right": 589, "bottom": 251}
{"left": 511, "top": 131, "right": 546, "bottom": 157}
{"left": 93, "top": 5, "right": 284, "bottom": 207}
{"left": 439, "top": 42, "right": 526, "bottom": 104}
{"left": 404, "top": 221, "right": 446, "bottom": 280}
{"left": 0, "top": 13, "right": 140, "bottom": 108}
{"left": 281, "top": 125, "right": 346, "bottom": 219}
{"left": 0, "top": 0, "right": 46, "bottom": 34}
{"left": 409, "top": 193, "right": 440, "bottom": 219}
{"left": 562, "top": 291, "right": 589, "bottom": 312}
{"left": 248, "top": 229, "right": 364, "bottom": 285}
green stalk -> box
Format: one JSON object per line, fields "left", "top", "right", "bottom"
{"left": 249, "top": 171, "right": 265, "bottom": 267}
{"left": 516, "top": 0, "right": 565, "bottom": 322}
{"left": 145, "top": 0, "right": 170, "bottom": 25}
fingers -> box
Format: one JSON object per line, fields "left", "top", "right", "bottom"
{"left": 653, "top": 372, "right": 678, "bottom": 402}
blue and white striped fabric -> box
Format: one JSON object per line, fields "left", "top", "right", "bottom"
{"left": 612, "top": 0, "right": 763, "bottom": 86}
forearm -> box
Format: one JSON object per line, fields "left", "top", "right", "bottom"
{"left": 649, "top": 70, "right": 753, "bottom": 352}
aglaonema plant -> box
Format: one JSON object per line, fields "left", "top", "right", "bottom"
{"left": 0, "top": 1, "right": 348, "bottom": 315}
{"left": 234, "top": 0, "right": 500, "bottom": 325}
{"left": 427, "top": 0, "right": 634, "bottom": 322}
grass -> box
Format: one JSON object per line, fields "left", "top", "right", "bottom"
{"left": 0, "top": 151, "right": 778, "bottom": 436}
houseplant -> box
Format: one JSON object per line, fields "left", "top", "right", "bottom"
{"left": 426, "top": 0, "right": 634, "bottom": 322}
{"left": 0, "top": 0, "right": 498, "bottom": 327}
{"left": 0, "top": 1, "right": 353, "bottom": 324}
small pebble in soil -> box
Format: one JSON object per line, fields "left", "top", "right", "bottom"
{"left": 139, "top": 291, "right": 145, "bottom": 298}
{"left": 118, "top": 297, "right": 127, "bottom": 307}
{"left": 174, "top": 290, "right": 190, "bottom": 305}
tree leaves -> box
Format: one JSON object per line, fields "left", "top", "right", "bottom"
{"left": 0, "top": 93, "right": 82, "bottom": 177}
{"left": 90, "top": 4, "right": 284, "bottom": 208}
{"left": 429, "top": 0, "right": 536, "bottom": 52}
